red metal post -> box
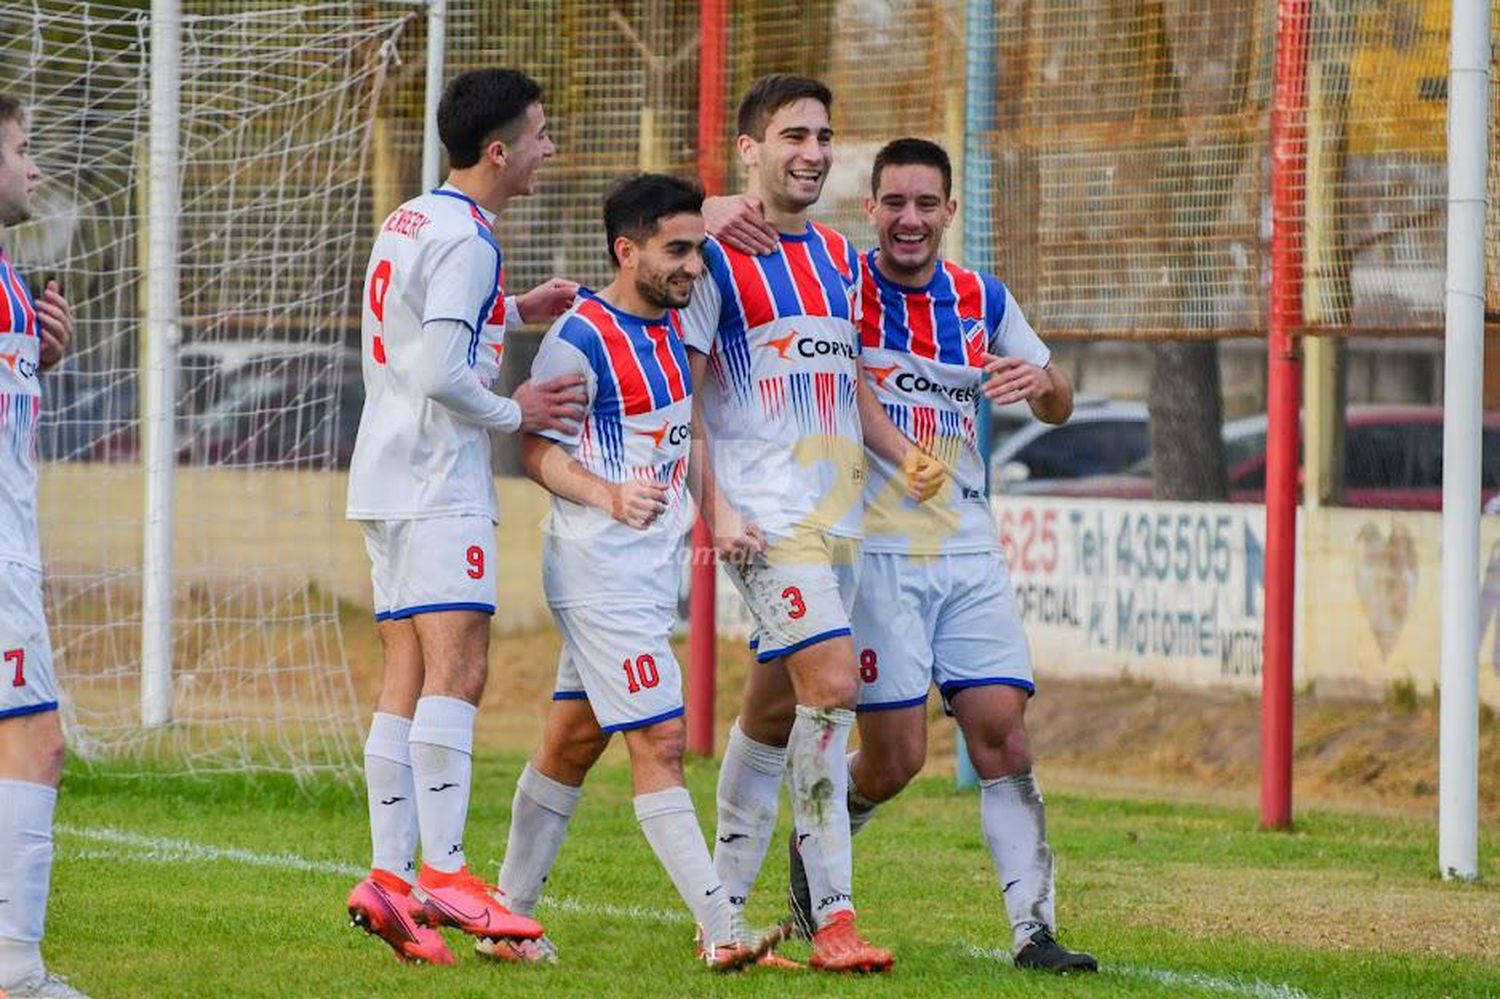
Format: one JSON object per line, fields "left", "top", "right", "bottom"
{"left": 686, "top": 0, "right": 726, "bottom": 758}
{"left": 1262, "top": 0, "right": 1309, "bottom": 830}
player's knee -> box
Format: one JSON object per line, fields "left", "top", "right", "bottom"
{"left": 0, "top": 712, "right": 65, "bottom": 785}
{"left": 798, "top": 670, "right": 859, "bottom": 711}
{"left": 556, "top": 725, "right": 610, "bottom": 774}
{"left": 859, "top": 743, "right": 924, "bottom": 802}
{"left": 630, "top": 717, "right": 686, "bottom": 769}
{"left": 966, "top": 717, "right": 1032, "bottom": 776}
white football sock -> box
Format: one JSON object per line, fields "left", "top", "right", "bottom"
{"left": 980, "top": 769, "right": 1057, "bottom": 951}
{"left": 408, "top": 695, "right": 476, "bottom": 874}
{"left": 364, "top": 712, "right": 418, "bottom": 883}
{"left": 713, "top": 719, "right": 786, "bottom": 911}
{"left": 0, "top": 779, "right": 55, "bottom": 990}
{"left": 787, "top": 705, "right": 855, "bottom": 928}
{"left": 635, "top": 786, "right": 736, "bottom": 945}
{"left": 496, "top": 763, "right": 582, "bottom": 917}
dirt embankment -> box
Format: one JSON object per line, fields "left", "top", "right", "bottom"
{"left": 344, "top": 617, "right": 1498, "bottom": 820}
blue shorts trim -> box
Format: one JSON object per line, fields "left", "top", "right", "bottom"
{"left": 754, "top": 627, "right": 852, "bottom": 664}
{"left": 939, "top": 677, "right": 1035, "bottom": 699}
{"left": 552, "top": 691, "right": 588, "bottom": 702}
{"left": 0, "top": 701, "right": 59, "bottom": 720}
{"left": 376, "top": 601, "right": 496, "bottom": 622}
{"left": 599, "top": 705, "right": 685, "bottom": 734}
{"left": 856, "top": 694, "right": 929, "bottom": 714}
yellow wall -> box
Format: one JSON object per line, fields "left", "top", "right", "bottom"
{"left": 1300, "top": 507, "right": 1500, "bottom": 707}
{"left": 38, "top": 465, "right": 556, "bottom": 634}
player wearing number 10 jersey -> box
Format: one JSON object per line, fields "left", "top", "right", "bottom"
{"left": 783, "top": 138, "right": 1097, "bottom": 975}
{"left": 343, "top": 69, "right": 585, "bottom": 967}
{"left": 486, "top": 175, "right": 774, "bottom": 972}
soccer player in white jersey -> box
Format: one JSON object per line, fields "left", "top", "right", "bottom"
{"left": 0, "top": 96, "right": 88, "bottom": 999}
{"left": 343, "top": 68, "right": 587, "bottom": 965}
{"left": 776, "top": 138, "right": 1097, "bottom": 973}
{"left": 680, "top": 75, "right": 943, "bottom": 974}
{"left": 483, "top": 174, "right": 775, "bottom": 972}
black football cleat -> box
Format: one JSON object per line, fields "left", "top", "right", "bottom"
{"left": 786, "top": 829, "right": 816, "bottom": 940}
{"left": 1014, "top": 928, "right": 1098, "bottom": 974}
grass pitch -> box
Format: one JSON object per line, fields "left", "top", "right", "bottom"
{"left": 47, "top": 752, "right": 1500, "bottom": 999}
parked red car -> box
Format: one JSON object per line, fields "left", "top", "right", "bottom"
{"left": 1029, "top": 406, "right": 1500, "bottom": 510}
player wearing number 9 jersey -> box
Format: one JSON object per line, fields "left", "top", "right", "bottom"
{"left": 782, "top": 138, "right": 1096, "bottom": 975}
{"left": 486, "top": 175, "right": 776, "bottom": 971}
{"left": 343, "top": 69, "right": 587, "bottom": 967}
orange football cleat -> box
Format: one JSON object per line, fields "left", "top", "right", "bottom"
{"left": 347, "top": 869, "right": 455, "bottom": 965}
{"left": 808, "top": 911, "right": 893, "bottom": 973}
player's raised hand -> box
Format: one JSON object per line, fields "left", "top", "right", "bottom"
{"left": 901, "top": 447, "right": 946, "bottom": 503}
{"left": 517, "top": 278, "right": 579, "bottom": 324}
{"left": 703, "top": 194, "right": 778, "bottom": 256}
{"left": 36, "top": 280, "right": 72, "bottom": 371}
{"left": 609, "top": 477, "right": 669, "bottom": 530}
{"left": 982, "top": 353, "right": 1050, "bottom": 406}
{"left": 514, "top": 373, "right": 587, "bottom": 433}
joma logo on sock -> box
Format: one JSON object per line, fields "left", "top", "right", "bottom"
{"left": 818, "top": 893, "right": 852, "bottom": 909}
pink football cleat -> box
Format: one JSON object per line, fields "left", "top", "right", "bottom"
{"left": 412, "top": 864, "right": 544, "bottom": 941}
{"left": 347, "top": 869, "right": 455, "bottom": 965}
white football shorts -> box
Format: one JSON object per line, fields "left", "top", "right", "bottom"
{"left": 729, "top": 526, "right": 861, "bottom": 664}
{"left": 851, "top": 550, "right": 1033, "bottom": 713}
{"left": 551, "top": 602, "right": 684, "bottom": 733}
{"left": 0, "top": 561, "right": 59, "bottom": 719}
{"left": 360, "top": 516, "right": 497, "bottom": 621}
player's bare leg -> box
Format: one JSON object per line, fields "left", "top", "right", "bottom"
{"left": 787, "top": 705, "right": 926, "bottom": 937}
{"left": 483, "top": 699, "right": 605, "bottom": 964}
{"left": 952, "top": 685, "right": 1095, "bottom": 974}
{"left": 348, "top": 617, "right": 453, "bottom": 963}
{"left": 779, "top": 637, "right": 892, "bottom": 973}
{"left": 0, "top": 711, "right": 84, "bottom": 997}
{"left": 405, "top": 610, "right": 542, "bottom": 943}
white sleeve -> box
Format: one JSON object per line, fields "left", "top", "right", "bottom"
{"left": 992, "top": 286, "right": 1051, "bottom": 369}
{"left": 422, "top": 236, "right": 500, "bottom": 329}
{"left": 417, "top": 318, "right": 522, "bottom": 432}
{"left": 504, "top": 295, "right": 523, "bottom": 327}
{"left": 529, "top": 325, "right": 596, "bottom": 447}
{"left": 678, "top": 272, "right": 722, "bottom": 354}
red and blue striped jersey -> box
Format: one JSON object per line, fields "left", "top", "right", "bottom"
{"left": 532, "top": 289, "right": 694, "bottom": 609}
{"left": 859, "top": 253, "right": 1050, "bottom": 556}
{"left": 679, "top": 224, "right": 865, "bottom": 539}
{"left": 0, "top": 246, "right": 42, "bottom": 568}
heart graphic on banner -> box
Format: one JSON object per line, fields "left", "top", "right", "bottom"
{"left": 1354, "top": 523, "right": 1418, "bottom": 659}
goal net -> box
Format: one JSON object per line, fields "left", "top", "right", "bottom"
{"left": 0, "top": 1, "right": 418, "bottom": 776}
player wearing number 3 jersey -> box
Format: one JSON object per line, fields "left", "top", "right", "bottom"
{"left": 343, "top": 69, "right": 587, "bottom": 966}
{"left": 681, "top": 76, "right": 942, "bottom": 975}
{"left": 484, "top": 175, "right": 776, "bottom": 972}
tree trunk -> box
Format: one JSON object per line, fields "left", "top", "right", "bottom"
{"left": 1150, "top": 342, "right": 1228, "bottom": 498}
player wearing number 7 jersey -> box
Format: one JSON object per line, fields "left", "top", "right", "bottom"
{"left": 484, "top": 175, "right": 776, "bottom": 972}
{"left": 0, "top": 95, "right": 89, "bottom": 999}
{"left": 343, "top": 69, "right": 587, "bottom": 965}
{"left": 784, "top": 138, "right": 1096, "bottom": 974}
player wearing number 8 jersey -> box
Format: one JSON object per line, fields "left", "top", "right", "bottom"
{"left": 343, "top": 69, "right": 586, "bottom": 966}
{"left": 783, "top": 138, "right": 1096, "bottom": 974}
{"left": 486, "top": 175, "right": 775, "bottom": 972}
{"left": 681, "top": 76, "right": 942, "bottom": 974}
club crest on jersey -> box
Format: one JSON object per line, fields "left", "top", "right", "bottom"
{"left": 961, "top": 316, "right": 986, "bottom": 353}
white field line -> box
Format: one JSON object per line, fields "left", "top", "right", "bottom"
{"left": 965, "top": 946, "right": 1315, "bottom": 999}
{"left": 60, "top": 824, "right": 1316, "bottom": 998}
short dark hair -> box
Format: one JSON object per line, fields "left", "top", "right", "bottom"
{"left": 603, "top": 174, "right": 705, "bottom": 266}
{"left": 872, "top": 137, "right": 953, "bottom": 198}
{"left": 0, "top": 96, "right": 23, "bottom": 134}
{"left": 736, "top": 74, "right": 832, "bottom": 141}
{"left": 437, "top": 69, "right": 543, "bottom": 169}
